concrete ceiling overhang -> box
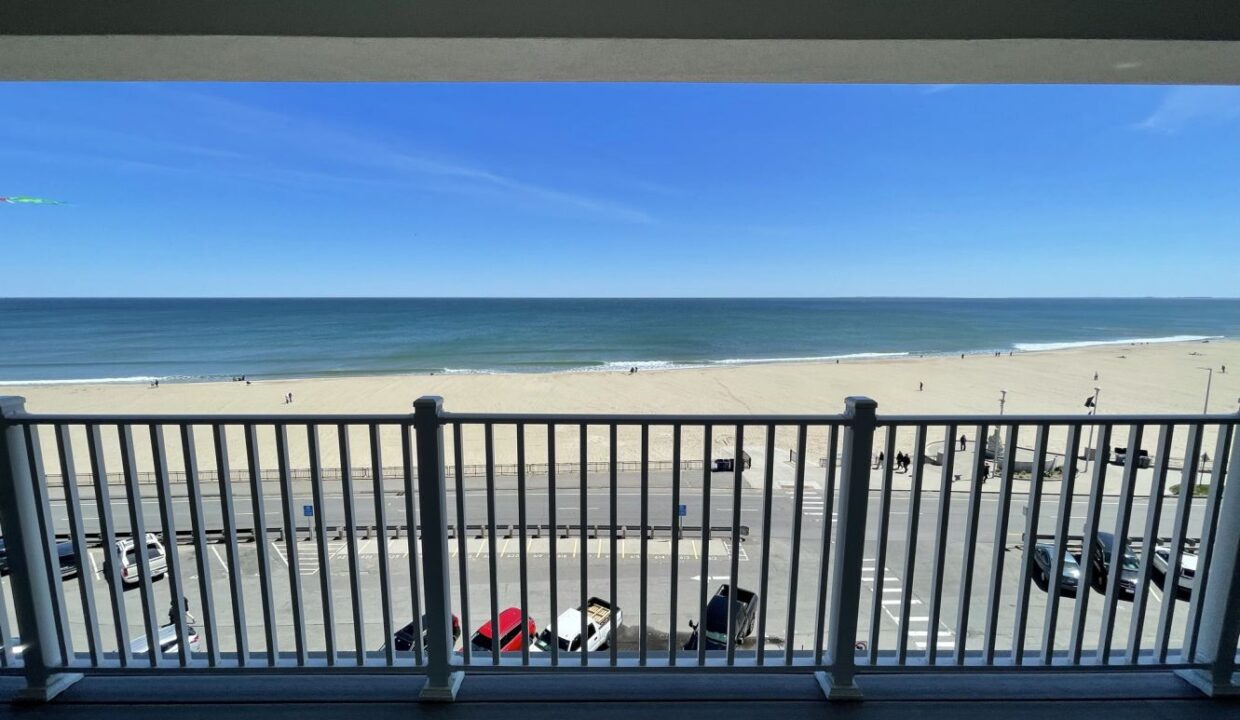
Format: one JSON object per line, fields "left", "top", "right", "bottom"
{"left": 4, "top": 1, "right": 1240, "bottom": 83}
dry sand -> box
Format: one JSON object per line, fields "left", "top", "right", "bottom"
{"left": 5, "top": 339, "right": 1238, "bottom": 478}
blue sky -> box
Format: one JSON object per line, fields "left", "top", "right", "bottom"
{"left": 2, "top": 83, "right": 1238, "bottom": 297}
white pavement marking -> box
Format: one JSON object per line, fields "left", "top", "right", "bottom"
{"left": 210, "top": 546, "right": 230, "bottom": 577}
{"left": 270, "top": 542, "right": 289, "bottom": 568}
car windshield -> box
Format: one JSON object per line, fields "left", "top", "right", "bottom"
{"left": 705, "top": 629, "right": 729, "bottom": 645}
{"left": 470, "top": 633, "right": 493, "bottom": 652}
{"left": 1121, "top": 553, "right": 1140, "bottom": 571}
{"left": 534, "top": 629, "right": 572, "bottom": 652}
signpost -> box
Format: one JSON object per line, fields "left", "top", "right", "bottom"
{"left": 678, "top": 504, "right": 687, "bottom": 537}
{"left": 303, "top": 504, "right": 314, "bottom": 538}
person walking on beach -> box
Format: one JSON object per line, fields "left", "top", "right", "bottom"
{"left": 878, "top": 451, "right": 885, "bottom": 469}
{"left": 959, "top": 434, "right": 967, "bottom": 451}
{"left": 919, "top": 381, "right": 924, "bottom": 392}
{"left": 981, "top": 461, "right": 991, "bottom": 482}
{"left": 1094, "top": 371, "right": 1099, "bottom": 381}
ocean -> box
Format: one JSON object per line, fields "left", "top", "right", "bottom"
{"left": 0, "top": 298, "right": 1237, "bottom": 383}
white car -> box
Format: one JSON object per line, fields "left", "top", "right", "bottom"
{"left": 532, "top": 597, "right": 621, "bottom": 653}
{"left": 111, "top": 533, "right": 168, "bottom": 585}
{"left": 1151, "top": 546, "right": 1197, "bottom": 594}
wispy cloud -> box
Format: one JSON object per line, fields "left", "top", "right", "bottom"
{"left": 147, "top": 87, "right": 655, "bottom": 224}
{"left": 919, "top": 84, "right": 960, "bottom": 95}
{"left": 1137, "top": 86, "right": 1240, "bottom": 132}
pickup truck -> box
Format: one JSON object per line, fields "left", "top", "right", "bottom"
{"left": 684, "top": 585, "right": 758, "bottom": 651}
{"left": 533, "top": 597, "right": 622, "bottom": 653}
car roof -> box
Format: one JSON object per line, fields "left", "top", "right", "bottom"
{"left": 476, "top": 607, "right": 524, "bottom": 638}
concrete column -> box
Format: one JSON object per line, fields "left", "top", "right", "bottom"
{"left": 0, "top": 397, "right": 82, "bottom": 702}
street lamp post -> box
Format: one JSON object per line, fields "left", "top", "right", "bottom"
{"left": 1083, "top": 386, "right": 1101, "bottom": 473}
{"left": 991, "top": 390, "right": 1008, "bottom": 470}
{"left": 1198, "top": 367, "right": 1213, "bottom": 413}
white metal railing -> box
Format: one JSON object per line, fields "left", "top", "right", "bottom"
{"left": 0, "top": 395, "right": 1237, "bottom": 702}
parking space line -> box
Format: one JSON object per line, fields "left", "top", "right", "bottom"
{"left": 210, "top": 546, "right": 230, "bottom": 577}
{"left": 270, "top": 542, "right": 289, "bottom": 568}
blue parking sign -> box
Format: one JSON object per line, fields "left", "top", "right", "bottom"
{"left": 678, "top": 504, "right": 687, "bottom": 517}
{"left": 303, "top": 504, "right": 314, "bottom": 518}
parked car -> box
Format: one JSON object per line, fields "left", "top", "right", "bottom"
{"left": 1031, "top": 543, "right": 1081, "bottom": 596}
{"left": 533, "top": 597, "right": 621, "bottom": 653}
{"left": 0, "top": 539, "right": 79, "bottom": 579}
{"left": 1088, "top": 532, "right": 1139, "bottom": 597}
{"left": 684, "top": 585, "right": 758, "bottom": 651}
{"left": 468, "top": 608, "right": 536, "bottom": 654}
{"left": 105, "top": 533, "right": 167, "bottom": 585}
{"left": 130, "top": 623, "right": 201, "bottom": 656}
{"left": 386, "top": 614, "right": 462, "bottom": 653}
{"left": 1151, "top": 546, "right": 1197, "bottom": 597}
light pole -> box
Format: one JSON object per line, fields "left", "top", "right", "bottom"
{"left": 1083, "top": 386, "right": 1101, "bottom": 472}
{"left": 1197, "top": 367, "right": 1213, "bottom": 413}
{"left": 991, "top": 390, "right": 1008, "bottom": 469}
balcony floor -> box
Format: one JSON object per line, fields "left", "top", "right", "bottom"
{"left": 0, "top": 671, "right": 1236, "bottom": 720}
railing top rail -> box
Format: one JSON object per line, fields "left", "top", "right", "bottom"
{"left": 0, "top": 413, "right": 417, "bottom": 425}
{"left": 878, "top": 412, "right": 1240, "bottom": 426}
{"left": 439, "top": 412, "right": 848, "bottom": 425}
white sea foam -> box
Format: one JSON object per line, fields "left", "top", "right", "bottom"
{"left": 0, "top": 376, "right": 169, "bottom": 386}
{"left": 439, "top": 368, "right": 498, "bottom": 375}
{"left": 1012, "top": 335, "right": 1222, "bottom": 352}
{"left": 711, "top": 352, "right": 910, "bottom": 365}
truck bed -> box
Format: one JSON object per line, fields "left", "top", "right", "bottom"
{"left": 584, "top": 597, "right": 614, "bottom": 626}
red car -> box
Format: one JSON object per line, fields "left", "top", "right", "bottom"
{"left": 468, "top": 607, "right": 536, "bottom": 654}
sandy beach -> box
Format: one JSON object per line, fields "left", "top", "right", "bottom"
{"left": 4, "top": 338, "right": 1237, "bottom": 479}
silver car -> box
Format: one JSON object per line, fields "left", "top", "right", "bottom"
{"left": 130, "top": 624, "right": 202, "bottom": 656}
{"left": 1151, "top": 546, "right": 1197, "bottom": 596}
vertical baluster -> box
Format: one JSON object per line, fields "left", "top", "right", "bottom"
{"left": 1013, "top": 424, "right": 1052, "bottom": 664}
{"left": 547, "top": 424, "right": 559, "bottom": 668}
{"left": 401, "top": 423, "right": 425, "bottom": 667}
{"left": 369, "top": 425, "right": 394, "bottom": 667}
{"left": 1126, "top": 424, "right": 1173, "bottom": 663}
{"left": 579, "top": 424, "right": 588, "bottom": 668}
{"left": 756, "top": 424, "right": 776, "bottom": 666}
{"left": 244, "top": 424, "right": 277, "bottom": 665}
{"left": 926, "top": 424, "right": 958, "bottom": 665}
{"left": 88, "top": 425, "right": 130, "bottom": 665}
{"left": 181, "top": 426, "right": 219, "bottom": 667}
{"left": 1097, "top": 425, "right": 1145, "bottom": 663}
{"left": 276, "top": 425, "right": 307, "bottom": 666}
{"left": 452, "top": 423, "right": 471, "bottom": 667}
{"left": 668, "top": 425, "right": 682, "bottom": 666}
{"left": 725, "top": 425, "right": 745, "bottom": 667}
{"left": 118, "top": 425, "right": 161, "bottom": 667}
{"left": 308, "top": 425, "right": 336, "bottom": 666}
{"left": 897, "top": 425, "right": 928, "bottom": 664}
{"left": 338, "top": 425, "right": 366, "bottom": 665}
{"left": 867, "top": 427, "right": 895, "bottom": 663}
{"left": 1154, "top": 424, "right": 1203, "bottom": 662}
{"left": 150, "top": 426, "right": 190, "bottom": 667}
{"left": 213, "top": 425, "right": 248, "bottom": 665}
{"left": 952, "top": 423, "right": 989, "bottom": 664}
{"left": 697, "top": 424, "right": 712, "bottom": 667}
{"left": 639, "top": 424, "right": 649, "bottom": 666}
{"left": 517, "top": 425, "right": 530, "bottom": 667}
{"left": 1039, "top": 425, "right": 1076, "bottom": 665}
{"left": 1069, "top": 424, "right": 1112, "bottom": 664}
{"left": 609, "top": 424, "right": 618, "bottom": 668}
{"left": 1182, "top": 423, "right": 1235, "bottom": 660}
{"left": 813, "top": 426, "right": 840, "bottom": 666}
{"left": 484, "top": 424, "right": 499, "bottom": 666}
{"left": 54, "top": 425, "right": 101, "bottom": 665}
{"left": 778, "top": 423, "right": 808, "bottom": 664}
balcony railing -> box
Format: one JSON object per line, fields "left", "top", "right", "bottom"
{"left": 0, "top": 395, "right": 1237, "bottom": 702}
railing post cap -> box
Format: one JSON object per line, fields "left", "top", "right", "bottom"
{"left": 0, "top": 396, "right": 28, "bottom": 418}
{"left": 844, "top": 396, "right": 878, "bottom": 415}
{"left": 413, "top": 396, "right": 444, "bottom": 413}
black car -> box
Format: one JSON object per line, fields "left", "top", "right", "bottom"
{"left": 684, "top": 585, "right": 758, "bottom": 651}
{"left": 1088, "top": 532, "right": 1139, "bottom": 597}
{"left": 0, "top": 539, "right": 78, "bottom": 579}
{"left": 1031, "top": 544, "right": 1081, "bottom": 596}
{"left": 388, "top": 614, "right": 461, "bottom": 653}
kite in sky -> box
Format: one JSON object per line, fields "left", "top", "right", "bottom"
{"left": 1, "top": 196, "right": 65, "bottom": 205}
